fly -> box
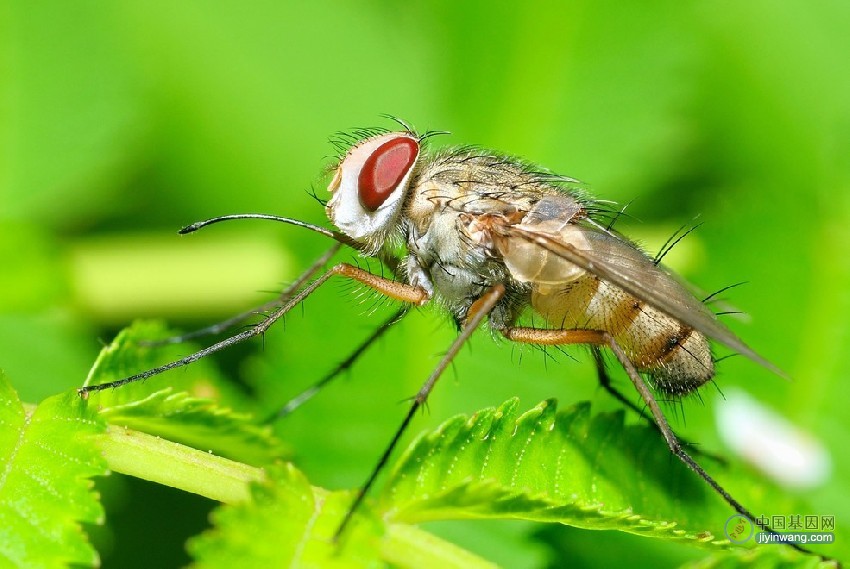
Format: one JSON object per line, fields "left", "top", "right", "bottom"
{"left": 79, "top": 120, "right": 805, "bottom": 554}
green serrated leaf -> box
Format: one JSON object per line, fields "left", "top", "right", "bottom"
{"left": 98, "top": 388, "right": 285, "bottom": 466}
{"left": 379, "top": 399, "right": 779, "bottom": 550}
{"left": 0, "top": 371, "right": 107, "bottom": 568}
{"left": 85, "top": 321, "right": 285, "bottom": 465}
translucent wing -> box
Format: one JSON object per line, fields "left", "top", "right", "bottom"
{"left": 488, "top": 196, "right": 781, "bottom": 375}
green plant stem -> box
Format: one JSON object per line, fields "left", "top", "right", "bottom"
{"left": 95, "top": 424, "right": 264, "bottom": 504}
{"left": 95, "top": 423, "right": 495, "bottom": 566}
{"left": 381, "top": 524, "right": 498, "bottom": 569}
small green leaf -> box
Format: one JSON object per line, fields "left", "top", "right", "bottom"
{"left": 685, "top": 545, "right": 838, "bottom": 569}
{"left": 188, "top": 464, "right": 384, "bottom": 568}
{"left": 0, "top": 371, "right": 107, "bottom": 568}
{"left": 380, "top": 399, "right": 779, "bottom": 549}
{"left": 187, "top": 463, "right": 496, "bottom": 569}
{"left": 85, "top": 321, "right": 285, "bottom": 465}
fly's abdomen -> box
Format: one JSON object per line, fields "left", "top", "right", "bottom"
{"left": 532, "top": 276, "right": 714, "bottom": 395}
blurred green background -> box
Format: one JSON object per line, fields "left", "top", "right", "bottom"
{"left": 3, "top": 1, "right": 849, "bottom": 567}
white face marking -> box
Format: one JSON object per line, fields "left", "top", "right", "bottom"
{"left": 325, "top": 132, "right": 419, "bottom": 251}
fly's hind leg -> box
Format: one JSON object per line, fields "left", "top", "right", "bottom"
{"left": 591, "top": 346, "right": 724, "bottom": 463}
{"left": 591, "top": 345, "right": 654, "bottom": 419}
{"left": 501, "top": 325, "right": 811, "bottom": 556}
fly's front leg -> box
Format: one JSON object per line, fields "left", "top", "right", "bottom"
{"left": 78, "top": 263, "right": 429, "bottom": 397}
{"left": 331, "top": 264, "right": 430, "bottom": 305}
{"left": 501, "top": 325, "right": 811, "bottom": 555}
{"left": 143, "top": 244, "right": 342, "bottom": 347}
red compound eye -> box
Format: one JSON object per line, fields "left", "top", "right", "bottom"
{"left": 358, "top": 136, "right": 419, "bottom": 211}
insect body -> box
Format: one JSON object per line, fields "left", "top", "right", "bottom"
{"left": 320, "top": 127, "right": 786, "bottom": 540}
{"left": 326, "top": 130, "right": 763, "bottom": 395}
{"left": 80, "top": 123, "right": 796, "bottom": 550}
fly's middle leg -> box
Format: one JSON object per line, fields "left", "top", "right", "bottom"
{"left": 266, "top": 306, "right": 409, "bottom": 422}
{"left": 334, "top": 284, "right": 506, "bottom": 542}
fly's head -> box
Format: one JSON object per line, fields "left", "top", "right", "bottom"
{"left": 326, "top": 132, "right": 421, "bottom": 254}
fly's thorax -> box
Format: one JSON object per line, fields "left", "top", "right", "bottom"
{"left": 533, "top": 277, "right": 714, "bottom": 394}
{"left": 404, "top": 155, "right": 582, "bottom": 291}
{"left": 326, "top": 132, "right": 421, "bottom": 253}
{"left": 405, "top": 150, "right": 558, "bottom": 235}
{"left": 406, "top": 212, "right": 520, "bottom": 326}
{"left": 402, "top": 155, "right": 555, "bottom": 327}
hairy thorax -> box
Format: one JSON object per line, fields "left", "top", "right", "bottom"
{"left": 401, "top": 152, "right": 548, "bottom": 327}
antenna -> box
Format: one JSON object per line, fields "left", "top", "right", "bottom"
{"left": 179, "top": 213, "right": 361, "bottom": 250}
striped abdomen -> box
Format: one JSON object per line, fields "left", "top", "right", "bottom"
{"left": 464, "top": 198, "right": 720, "bottom": 396}
{"left": 532, "top": 276, "right": 714, "bottom": 395}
